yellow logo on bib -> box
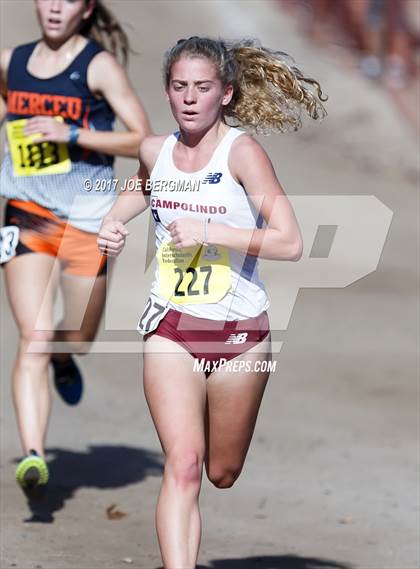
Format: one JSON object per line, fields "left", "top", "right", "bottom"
{"left": 6, "top": 117, "right": 71, "bottom": 177}
{"left": 157, "top": 240, "right": 231, "bottom": 305}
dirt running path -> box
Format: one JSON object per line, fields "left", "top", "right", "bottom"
{"left": 1, "top": 2, "right": 418, "bottom": 568}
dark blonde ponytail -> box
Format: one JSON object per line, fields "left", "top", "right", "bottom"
{"left": 80, "top": 0, "right": 130, "bottom": 65}
{"left": 228, "top": 41, "right": 327, "bottom": 133}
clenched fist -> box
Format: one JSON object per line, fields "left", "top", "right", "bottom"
{"left": 167, "top": 218, "right": 206, "bottom": 248}
{"left": 97, "top": 218, "right": 129, "bottom": 257}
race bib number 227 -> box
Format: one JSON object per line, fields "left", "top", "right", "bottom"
{"left": 157, "top": 241, "right": 231, "bottom": 305}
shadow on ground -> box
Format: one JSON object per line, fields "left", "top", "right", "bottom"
{"left": 156, "top": 556, "right": 353, "bottom": 569}
{"left": 14, "top": 445, "right": 163, "bottom": 523}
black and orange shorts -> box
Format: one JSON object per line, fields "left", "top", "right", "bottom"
{"left": 3, "top": 199, "right": 106, "bottom": 277}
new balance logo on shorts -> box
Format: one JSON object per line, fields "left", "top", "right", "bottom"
{"left": 225, "top": 333, "right": 248, "bottom": 345}
{"left": 202, "top": 172, "right": 223, "bottom": 184}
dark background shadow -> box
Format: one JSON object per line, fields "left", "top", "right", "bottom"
{"left": 156, "top": 555, "right": 353, "bottom": 569}
{"left": 14, "top": 445, "right": 163, "bottom": 523}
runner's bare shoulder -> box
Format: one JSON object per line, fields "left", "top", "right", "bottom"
{"left": 139, "top": 135, "right": 168, "bottom": 173}
{"left": 229, "top": 133, "right": 272, "bottom": 185}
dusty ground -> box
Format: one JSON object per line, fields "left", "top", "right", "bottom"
{"left": 0, "top": 1, "right": 419, "bottom": 568}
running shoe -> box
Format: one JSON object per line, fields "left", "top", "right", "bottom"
{"left": 16, "top": 450, "right": 49, "bottom": 492}
{"left": 51, "top": 355, "right": 83, "bottom": 405}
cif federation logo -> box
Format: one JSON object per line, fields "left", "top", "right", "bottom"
{"left": 202, "top": 172, "right": 223, "bottom": 184}
{"left": 203, "top": 245, "right": 220, "bottom": 261}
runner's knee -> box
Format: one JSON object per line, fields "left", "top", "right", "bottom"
{"left": 20, "top": 329, "right": 54, "bottom": 354}
{"left": 18, "top": 328, "right": 54, "bottom": 366}
{"left": 56, "top": 329, "right": 96, "bottom": 354}
{"left": 164, "top": 449, "right": 203, "bottom": 490}
{"left": 207, "top": 464, "right": 242, "bottom": 489}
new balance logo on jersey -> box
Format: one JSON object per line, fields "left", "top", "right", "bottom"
{"left": 202, "top": 172, "right": 223, "bottom": 184}
{"left": 225, "top": 333, "right": 248, "bottom": 345}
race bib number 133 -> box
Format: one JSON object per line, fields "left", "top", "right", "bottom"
{"left": 6, "top": 117, "right": 71, "bottom": 177}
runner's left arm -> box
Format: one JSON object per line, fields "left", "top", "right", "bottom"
{"left": 23, "top": 51, "right": 151, "bottom": 157}
{"left": 168, "top": 135, "right": 303, "bottom": 261}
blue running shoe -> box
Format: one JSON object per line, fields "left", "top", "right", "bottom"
{"left": 51, "top": 356, "right": 83, "bottom": 405}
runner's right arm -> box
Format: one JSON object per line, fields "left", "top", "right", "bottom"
{"left": 97, "top": 166, "right": 148, "bottom": 257}
{"left": 97, "top": 135, "right": 165, "bottom": 256}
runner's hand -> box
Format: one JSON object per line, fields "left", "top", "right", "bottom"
{"left": 24, "top": 116, "right": 71, "bottom": 144}
{"left": 167, "top": 218, "right": 204, "bottom": 248}
{"left": 97, "top": 219, "right": 129, "bottom": 256}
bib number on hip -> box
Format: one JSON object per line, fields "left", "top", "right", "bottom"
{"left": 137, "top": 293, "right": 170, "bottom": 336}
{"left": 6, "top": 117, "right": 71, "bottom": 177}
{"left": 0, "top": 226, "right": 20, "bottom": 264}
{"left": 157, "top": 241, "right": 231, "bottom": 305}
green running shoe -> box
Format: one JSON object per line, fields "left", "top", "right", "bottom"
{"left": 16, "top": 450, "right": 49, "bottom": 492}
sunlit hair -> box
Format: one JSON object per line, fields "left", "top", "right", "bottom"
{"left": 163, "top": 36, "right": 327, "bottom": 133}
{"left": 80, "top": 0, "right": 130, "bottom": 65}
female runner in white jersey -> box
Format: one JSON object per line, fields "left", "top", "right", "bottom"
{"left": 0, "top": 0, "right": 150, "bottom": 493}
{"left": 98, "top": 37, "right": 326, "bottom": 569}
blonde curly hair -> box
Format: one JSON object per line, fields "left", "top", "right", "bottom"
{"left": 163, "top": 37, "right": 327, "bottom": 134}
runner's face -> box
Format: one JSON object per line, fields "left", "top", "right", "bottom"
{"left": 167, "top": 56, "right": 233, "bottom": 134}
{"left": 35, "top": 0, "right": 94, "bottom": 42}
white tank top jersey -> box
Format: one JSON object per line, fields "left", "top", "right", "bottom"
{"left": 148, "top": 127, "right": 270, "bottom": 321}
